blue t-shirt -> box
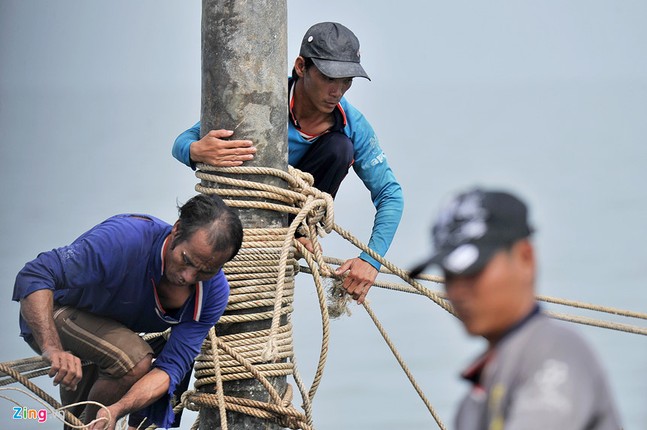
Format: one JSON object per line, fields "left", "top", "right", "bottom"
{"left": 172, "top": 81, "right": 403, "bottom": 269}
{"left": 13, "top": 214, "right": 230, "bottom": 427}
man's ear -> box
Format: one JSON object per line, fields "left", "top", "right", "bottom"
{"left": 294, "top": 56, "right": 306, "bottom": 78}
{"left": 169, "top": 221, "right": 181, "bottom": 247}
{"left": 514, "top": 238, "right": 536, "bottom": 279}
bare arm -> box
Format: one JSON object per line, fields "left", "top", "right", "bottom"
{"left": 89, "top": 368, "right": 171, "bottom": 430}
{"left": 20, "top": 289, "right": 82, "bottom": 390}
{"left": 190, "top": 129, "right": 256, "bottom": 166}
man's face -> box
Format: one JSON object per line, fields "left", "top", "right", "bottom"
{"left": 444, "top": 241, "right": 535, "bottom": 343}
{"left": 301, "top": 63, "right": 353, "bottom": 113}
{"left": 164, "top": 226, "right": 230, "bottom": 287}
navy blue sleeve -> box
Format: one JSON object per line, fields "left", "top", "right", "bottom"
{"left": 12, "top": 229, "right": 122, "bottom": 304}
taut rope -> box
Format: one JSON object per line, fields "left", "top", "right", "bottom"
{"left": 2, "top": 165, "right": 645, "bottom": 429}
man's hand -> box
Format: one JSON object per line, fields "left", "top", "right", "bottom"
{"left": 296, "top": 236, "right": 315, "bottom": 254}
{"left": 42, "top": 349, "right": 82, "bottom": 392}
{"left": 190, "top": 129, "right": 256, "bottom": 166}
{"left": 89, "top": 368, "right": 170, "bottom": 430}
{"left": 89, "top": 405, "right": 117, "bottom": 430}
{"left": 334, "top": 258, "right": 378, "bottom": 304}
{"left": 20, "top": 290, "right": 82, "bottom": 391}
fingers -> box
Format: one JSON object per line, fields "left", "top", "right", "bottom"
{"left": 206, "top": 129, "right": 234, "bottom": 139}
{"left": 336, "top": 259, "right": 378, "bottom": 304}
{"left": 357, "top": 288, "right": 369, "bottom": 305}
{"left": 195, "top": 130, "right": 256, "bottom": 166}
{"left": 335, "top": 260, "right": 352, "bottom": 275}
{"left": 217, "top": 139, "right": 256, "bottom": 151}
{"left": 89, "top": 408, "right": 114, "bottom": 430}
{"left": 206, "top": 129, "right": 254, "bottom": 148}
{"left": 215, "top": 157, "right": 252, "bottom": 167}
{"left": 46, "top": 351, "right": 82, "bottom": 391}
{"left": 296, "top": 237, "right": 315, "bottom": 253}
{"left": 338, "top": 269, "right": 365, "bottom": 302}
{"left": 225, "top": 139, "right": 255, "bottom": 148}
{"left": 343, "top": 276, "right": 371, "bottom": 304}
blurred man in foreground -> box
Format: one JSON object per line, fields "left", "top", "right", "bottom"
{"left": 411, "top": 187, "right": 621, "bottom": 430}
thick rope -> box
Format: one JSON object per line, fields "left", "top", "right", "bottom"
{"left": 2, "top": 164, "right": 645, "bottom": 430}
{"left": 191, "top": 163, "right": 647, "bottom": 429}
{"left": 362, "top": 301, "right": 446, "bottom": 430}
{"left": 0, "top": 362, "right": 84, "bottom": 428}
{"left": 301, "top": 262, "right": 647, "bottom": 336}
{"left": 208, "top": 327, "right": 228, "bottom": 429}
{"left": 293, "top": 239, "right": 331, "bottom": 403}
{"left": 188, "top": 164, "right": 328, "bottom": 428}
{"left": 191, "top": 164, "right": 452, "bottom": 428}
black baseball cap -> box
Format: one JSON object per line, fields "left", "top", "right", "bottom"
{"left": 299, "top": 22, "right": 370, "bottom": 80}
{"left": 410, "top": 188, "right": 534, "bottom": 277}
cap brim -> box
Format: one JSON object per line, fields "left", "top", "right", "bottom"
{"left": 311, "top": 57, "right": 370, "bottom": 80}
{"left": 408, "top": 255, "right": 440, "bottom": 279}
{"left": 409, "top": 242, "right": 502, "bottom": 279}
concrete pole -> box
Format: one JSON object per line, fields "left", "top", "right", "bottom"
{"left": 200, "top": 1, "right": 288, "bottom": 429}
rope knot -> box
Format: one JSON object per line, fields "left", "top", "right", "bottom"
{"left": 261, "top": 337, "right": 280, "bottom": 362}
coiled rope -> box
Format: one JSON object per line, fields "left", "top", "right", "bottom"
{"left": 0, "top": 360, "right": 85, "bottom": 428}
{"left": 1, "top": 164, "right": 645, "bottom": 430}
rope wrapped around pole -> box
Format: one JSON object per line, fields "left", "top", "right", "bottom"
{"left": 189, "top": 164, "right": 334, "bottom": 429}
{"left": 1, "top": 163, "right": 643, "bottom": 429}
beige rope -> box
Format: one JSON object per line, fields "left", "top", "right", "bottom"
{"left": 537, "top": 295, "right": 647, "bottom": 320}
{"left": 303, "top": 262, "right": 647, "bottom": 337}
{"left": 188, "top": 164, "right": 326, "bottom": 428}
{"left": 0, "top": 362, "right": 84, "bottom": 428}
{"left": 194, "top": 164, "right": 450, "bottom": 428}
{"left": 293, "top": 239, "right": 331, "bottom": 404}
{"left": 332, "top": 223, "right": 456, "bottom": 317}
{"left": 208, "top": 327, "right": 228, "bottom": 429}
{"left": 362, "top": 301, "right": 447, "bottom": 430}
{"left": 546, "top": 311, "right": 647, "bottom": 335}
{"left": 3, "top": 163, "right": 645, "bottom": 430}
{"left": 190, "top": 163, "right": 647, "bottom": 429}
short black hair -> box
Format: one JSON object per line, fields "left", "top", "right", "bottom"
{"left": 291, "top": 57, "right": 315, "bottom": 82}
{"left": 174, "top": 194, "right": 243, "bottom": 262}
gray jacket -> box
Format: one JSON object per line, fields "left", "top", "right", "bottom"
{"left": 456, "top": 309, "right": 622, "bottom": 430}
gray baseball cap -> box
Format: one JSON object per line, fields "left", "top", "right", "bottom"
{"left": 410, "top": 188, "right": 534, "bottom": 277}
{"left": 299, "top": 22, "right": 370, "bottom": 80}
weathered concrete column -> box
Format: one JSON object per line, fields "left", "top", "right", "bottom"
{"left": 199, "top": 1, "right": 288, "bottom": 429}
{"left": 201, "top": 0, "right": 288, "bottom": 226}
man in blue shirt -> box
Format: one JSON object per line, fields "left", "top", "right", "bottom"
{"left": 410, "top": 188, "right": 622, "bottom": 430}
{"left": 172, "top": 22, "right": 404, "bottom": 304}
{"left": 13, "top": 194, "right": 243, "bottom": 429}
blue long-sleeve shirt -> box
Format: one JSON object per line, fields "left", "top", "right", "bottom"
{"left": 13, "top": 214, "right": 230, "bottom": 427}
{"left": 172, "top": 85, "right": 403, "bottom": 269}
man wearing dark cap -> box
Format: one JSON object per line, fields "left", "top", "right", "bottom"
{"left": 411, "top": 188, "right": 621, "bottom": 430}
{"left": 173, "top": 22, "right": 403, "bottom": 304}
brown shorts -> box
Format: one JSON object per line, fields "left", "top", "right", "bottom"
{"left": 51, "top": 306, "right": 153, "bottom": 378}
{"left": 26, "top": 306, "right": 157, "bottom": 423}
{"left": 27, "top": 306, "right": 191, "bottom": 428}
